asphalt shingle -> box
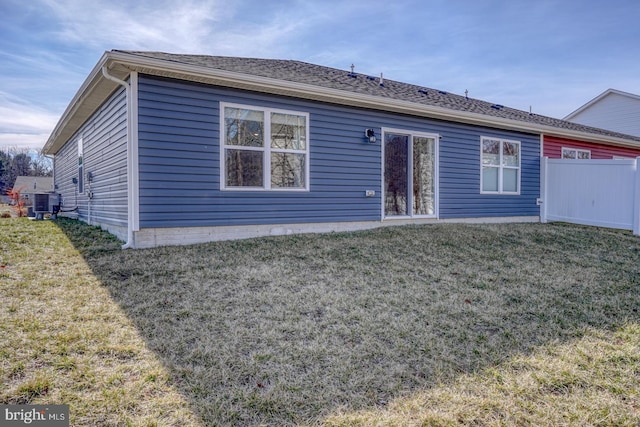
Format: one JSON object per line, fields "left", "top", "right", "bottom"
{"left": 117, "top": 50, "right": 640, "bottom": 143}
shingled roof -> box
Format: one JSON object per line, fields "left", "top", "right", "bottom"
{"left": 12, "top": 176, "right": 53, "bottom": 194}
{"left": 118, "top": 50, "right": 640, "bottom": 144}
{"left": 44, "top": 50, "right": 640, "bottom": 155}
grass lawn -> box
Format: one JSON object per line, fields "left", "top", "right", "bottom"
{"left": 1, "top": 218, "right": 639, "bottom": 426}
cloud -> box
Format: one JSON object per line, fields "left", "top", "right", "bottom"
{"left": 38, "top": 0, "right": 306, "bottom": 56}
{"left": 39, "top": 0, "right": 224, "bottom": 50}
{"left": 0, "top": 92, "right": 59, "bottom": 151}
{"left": 2, "top": 0, "right": 322, "bottom": 153}
{"left": 36, "top": 0, "right": 362, "bottom": 60}
{"left": 0, "top": 133, "right": 51, "bottom": 151}
{"left": 6, "top": 0, "right": 639, "bottom": 134}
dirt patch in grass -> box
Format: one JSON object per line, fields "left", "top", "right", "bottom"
{"left": 2, "top": 218, "right": 640, "bottom": 425}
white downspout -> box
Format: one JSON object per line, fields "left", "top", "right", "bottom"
{"left": 101, "top": 66, "right": 135, "bottom": 249}
{"left": 44, "top": 153, "right": 59, "bottom": 217}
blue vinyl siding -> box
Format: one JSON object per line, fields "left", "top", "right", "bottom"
{"left": 439, "top": 127, "right": 539, "bottom": 218}
{"left": 137, "top": 75, "right": 539, "bottom": 228}
{"left": 54, "top": 87, "right": 128, "bottom": 230}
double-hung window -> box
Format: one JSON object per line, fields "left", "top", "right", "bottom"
{"left": 481, "top": 137, "right": 520, "bottom": 194}
{"left": 221, "top": 103, "right": 309, "bottom": 191}
{"left": 561, "top": 147, "right": 591, "bottom": 159}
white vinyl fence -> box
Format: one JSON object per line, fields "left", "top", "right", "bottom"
{"left": 541, "top": 157, "right": 640, "bottom": 235}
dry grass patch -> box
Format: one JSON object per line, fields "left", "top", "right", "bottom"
{"left": 0, "top": 218, "right": 204, "bottom": 426}
{"left": 60, "top": 219, "right": 640, "bottom": 425}
{"left": 325, "top": 323, "right": 640, "bottom": 426}
{"left": 2, "top": 218, "right": 640, "bottom": 426}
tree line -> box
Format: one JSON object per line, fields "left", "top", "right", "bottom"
{"left": 0, "top": 147, "right": 53, "bottom": 195}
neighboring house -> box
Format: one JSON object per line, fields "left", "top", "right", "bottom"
{"left": 12, "top": 176, "right": 56, "bottom": 214}
{"left": 42, "top": 50, "right": 640, "bottom": 248}
{"left": 543, "top": 134, "right": 640, "bottom": 160}
{"left": 555, "top": 89, "right": 640, "bottom": 160}
{"left": 564, "top": 89, "right": 640, "bottom": 138}
{"left": 12, "top": 175, "right": 55, "bottom": 204}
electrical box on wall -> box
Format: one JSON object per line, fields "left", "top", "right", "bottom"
{"left": 365, "top": 190, "right": 376, "bottom": 197}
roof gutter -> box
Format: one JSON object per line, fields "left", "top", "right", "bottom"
{"left": 105, "top": 51, "right": 640, "bottom": 149}
{"left": 45, "top": 51, "right": 640, "bottom": 156}
{"left": 44, "top": 52, "right": 114, "bottom": 155}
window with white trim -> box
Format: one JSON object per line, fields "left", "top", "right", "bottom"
{"left": 77, "top": 138, "right": 84, "bottom": 193}
{"left": 221, "top": 103, "right": 309, "bottom": 190}
{"left": 481, "top": 137, "right": 520, "bottom": 194}
{"left": 561, "top": 147, "right": 591, "bottom": 159}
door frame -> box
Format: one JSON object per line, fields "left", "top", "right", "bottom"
{"left": 381, "top": 127, "right": 440, "bottom": 220}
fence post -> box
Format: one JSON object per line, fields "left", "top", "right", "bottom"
{"left": 540, "top": 156, "right": 547, "bottom": 223}
{"left": 634, "top": 157, "right": 640, "bottom": 236}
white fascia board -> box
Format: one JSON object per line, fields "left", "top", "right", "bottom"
{"left": 109, "top": 52, "right": 640, "bottom": 149}
{"left": 43, "top": 52, "right": 118, "bottom": 155}
{"left": 563, "top": 89, "right": 614, "bottom": 121}
{"left": 564, "top": 88, "right": 640, "bottom": 121}
{"left": 46, "top": 51, "right": 640, "bottom": 155}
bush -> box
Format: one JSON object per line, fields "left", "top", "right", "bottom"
{"left": 7, "top": 188, "right": 26, "bottom": 218}
{"left": 1, "top": 211, "right": 11, "bottom": 218}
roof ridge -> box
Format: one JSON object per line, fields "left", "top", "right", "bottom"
{"left": 105, "top": 50, "right": 640, "bottom": 145}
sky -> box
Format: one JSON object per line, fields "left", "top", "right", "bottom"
{"left": 1, "top": 0, "right": 639, "bottom": 152}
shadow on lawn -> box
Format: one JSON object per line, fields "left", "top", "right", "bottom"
{"left": 55, "top": 219, "right": 640, "bottom": 426}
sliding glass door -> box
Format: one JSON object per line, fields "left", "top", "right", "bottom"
{"left": 384, "top": 130, "right": 437, "bottom": 217}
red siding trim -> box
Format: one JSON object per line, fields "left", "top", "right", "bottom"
{"left": 543, "top": 135, "right": 640, "bottom": 159}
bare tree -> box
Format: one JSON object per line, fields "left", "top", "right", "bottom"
{"left": 11, "top": 152, "right": 31, "bottom": 177}
{"left": 0, "top": 147, "right": 52, "bottom": 194}
{"left": 32, "top": 150, "right": 53, "bottom": 177}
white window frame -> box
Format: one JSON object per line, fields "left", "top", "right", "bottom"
{"left": 381, "top": 127, "right": 439, "bottom": 219}
{"left": 220, "top": 102, "right": 310, "bottom": 191}
{"left": 77, "top": 137, "right": 84, "bottom": 194}
{"left": 480, "top": 136, "right": 521, "bottom": 195}
{"left": 561, "top": 147, "right": 591, "bottom": 159}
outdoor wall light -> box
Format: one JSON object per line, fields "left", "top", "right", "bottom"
{"left": 365, "top": 129, "right": 376, "bottom": 143}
